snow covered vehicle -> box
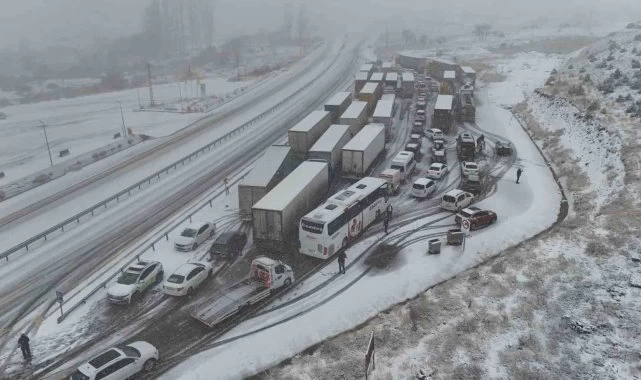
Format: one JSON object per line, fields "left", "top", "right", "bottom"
{"left": 495, "top": 141, "right": 513, "bottom": 156}
{"left": 191, "top": 257, "right": 293, "bottom": 328}
{"left": 460, "top": 172, "right": 482, "bottom": 195}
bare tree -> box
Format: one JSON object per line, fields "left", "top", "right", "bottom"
{"left": 473, "top": 23, "right": 492, "bottom": 41}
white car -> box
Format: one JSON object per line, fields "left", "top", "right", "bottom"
{"left": 416, "top": 109, "right": 426, "bottom": 117}
{"left": 174, "top": 221, "right": 216, "bottom": 252}
{"left": 107, "top": 261, "right": 163, "bottom": 304}
{"left": 441, "top": 189, "right": 474, "bottom": 211}
{"left": 163, "top": 262, "right": 214, "bottom": 296}
{"left": 426, "top": 163, "right": 448, "bottom": 179}
{"left": 69, "top": 341, "right": 159, "bottom": 380}
{"left": 461, "top": 161, "right": 480, "bottom": 177}
{"left": 426, "top": 128, "right": 443, "bottom": 140}
{"left": 411, "top": 178, "right": 436, "bottom": 198}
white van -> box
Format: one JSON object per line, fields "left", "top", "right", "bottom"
{"left": 411, "top": 178, "right": 436, "bottom": 198}
{"left": 390, "top": 151, "right": 416, "bottom": 182}
{"left": 441, "top": 189, "right": 474, "bottom": 211}
{"left": 379, "top": 168, "right": 401, "bottom": 195}
{"left": 426, "top": 128, "right": 443, "bottom": 140}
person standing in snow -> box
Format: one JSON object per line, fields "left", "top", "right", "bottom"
{"left": 337, "top": 251, "right": 347, "bottom": 274}
{"left": 224, "top": 177, "right": 229, "bottom": 195}
{"left": 18, "top": 333, "right": 31, "bottom": 361}
{"left": 386, "top": 203, "right": 393, "bottom": 220}
{"left": 516, "top": 168, "right": 523, "bottom": 184}
{"left": 383, "top": 217, "right": 389, "bottom": 234}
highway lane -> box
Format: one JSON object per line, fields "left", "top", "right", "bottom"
{"left": 0, "top": 39, "right": 360, "bottom": 378}
{"left": 0, "top": 41, "right": 334, "bottom": 252}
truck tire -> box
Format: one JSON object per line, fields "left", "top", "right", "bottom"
{"left": 130, "top": 292, "right": 140, "bottom": 304}
{"left": 155, "top": 271, "right": 163, "bottom": 284}
{"left": 143, "top": 358, "right": 157, "bottom": 372}
{"left": 192, "top": 243, "right": 198, "bottom": 251}
{"left": 187, "top": 287, "right": 194, "bottom": 296}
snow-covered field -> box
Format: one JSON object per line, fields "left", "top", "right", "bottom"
{"left": 254, "top": 28, "right": 641, "bottom": 380}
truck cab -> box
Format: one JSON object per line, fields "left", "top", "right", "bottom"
{"left": 379, "top": 169, "right": 401, "bottom": 195}
{"left": 251, "top": 256, "right": 294, "bottom": 289}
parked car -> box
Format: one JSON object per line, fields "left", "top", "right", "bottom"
{"left": 441, "top": 189, "right": 474, "bottom": 211}
{"left": 461, "top": 161, "right": 480, "bottom": 177}
{"left": 69, "top": 341, "right": 159, "bottom": 380}
{"left": 426, "top": 163, "right": 448, "bottom": 179}
{"left": 416, "top": 109, "right": 426, "bottom": 118}
{"left": 209, "top": 231, "right": 248, "bottom": 260}
{"left": 409, "top": 133, "right": 422, "bottom": 148}
{"left": 412, "top": 122, "right": 424, "bottom": 135}
{"left": 454, "top": 207, "right": 497, "bottom": 229}
{"left": 419, "top": 91, "right": 428, "bottom": 98}
{"left": 417, "top": 96, "right": 426, "bottom": 103}
{"left": 415, "top": 114, "right": 426, "bottom": 123}
{"left": 174, "top": 222, "right": 216, "bottom": 251}
{"left": 107, "top": 261, "right": 163, "bottom": 304}
{"left": 496, "top": 141, "right": 513, "bottom": 156}
{"left": 163, "top": 262, "right": 213, "bottom": 296}
{"left": 416, "top": 101, "right": 427, "bottom": 110}
{"left": 426, "top": 128, "right": 443, "bottom": 140}
{"left": 411, "top": 178, "right": 437, "bottom": 198}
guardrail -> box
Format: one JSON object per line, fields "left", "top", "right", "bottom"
{"left": 53, "top": 39, "right": 352, "bottom": 323}
{"left": 0, "top": 42, "right": 346, "bottom": 263}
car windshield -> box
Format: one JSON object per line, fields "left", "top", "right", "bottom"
{"left": 391, "top": 165, "right": 404, "bottom": 172}
{"left": 413, "top": 183, "right": 425, "bottom": 190}
{"left": 167, "top": 274, "right": 185, "bottom": 284}
{"left": 459, "top": 210, "right": 473, "bottom": 218}
{"left": 117, "top": 272, "right": 139, "bottom": 285}
{"left": 429, "top": 165, "right": 440, "bottom": 171}
{"left": 181, "top": 228, "right": 197, "bottom": 238}
{"left": 120, "top": 345, "right": 141, "bottom": 358}
{"left": 467, "top": 164, "right": 478, "bottom": 169}
{"left": 70, "top": 370, "right": 90, "bottom": 380}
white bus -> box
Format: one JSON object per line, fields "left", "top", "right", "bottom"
{"left": 299, "top": 177, "right": 389, "bottom": 259}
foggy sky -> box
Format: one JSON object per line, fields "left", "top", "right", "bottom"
{"left": 1, "top": 0, "right": 640, "bottom": 51}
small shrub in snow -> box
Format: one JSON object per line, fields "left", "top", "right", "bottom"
{"left": 608, "top": 40, "right": 618, "bottom": 51}
{"left": 630, "top": 274, "right": 641, "bottom": 288}
{"left": 551, "top": 68, "right": 558, "bottom": 74}
{"left": 597, "top": 79, "right": 614, "bottom": 94}
{"left": 635, "top": 70, "right": 641, "bottom": 79}
{"left": 621, "top": 48, "right": 627, "bottom": 53}
{"left": 632, "top": 59, "right": 641, "bottom": 69}
{"left": 568, "top": 84, "right": 585, "bottom": 96}
{"left": 635, "top": 34, "right": 641, "bottom": 41}
{"left": 583, "top": 73, "right": 591, "bottom": 83}
{"left": 585, "top": 241, "right": 608, "bottom": 256}
{"left": 595, "top": 60, "right": 607, "bottom": 69}
{"left": 587, "top": 100, "right": 600, "bottom": 112}
{"left": 611, "top": 68, "right": 622, "bottom": 80}
{"left": 579, "top": 67, "right": 586, "bottom": 73}
{"left": 568, "top": 64, "right": 573, "bottom": 69}
{"left": 616, "top": 94, "right": 626, "bottom": 103}
{"left": 601, "top": 107, "right": 607, "bottom": 114}
{"left": 588, "top": 54, "right": 597, "bottom": 63}
{"left": 625, "top": 93, "right": 633, "bottom": 101}
{"left": 606, "top": 54, "right": 615, "bottom": 62}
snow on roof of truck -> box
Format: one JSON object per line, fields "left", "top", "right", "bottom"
{"left": 370, "top": 72, "right": 384, "bottom": 81}
{"left": 253, "top": 256, "right": 280, "bottom": 268}
{"left": 443, "top": 71, "right": 456, "bottom": 79}
{"left": 340, "top": 101, "right": 368, "bottom": 120}
{"left": 355, "top": 72, "right": 369, "bottom": 81}
{"left": 342, "top": 124, "right": 385, "bottom": 151}
{"left": 460, "top": 66, "right": 476, "bottom": 74}
{"left": 359, "top": 63, "right": 373, "bottom": 72}
{"left": 434, "top": 95, "right": 453, "bottom": 110}
{"left": 385, "top": 72, "right": 398, "bottom": 81}
{"left": 402, "top": 72, "right": 414, "bottom": 82}
{"left": 359, "top": 82, "right": 380, "bottom": 95}
{"left": 309, "top": 124, "right": 350, "bottom": 153}
{"left": 382, "top": 62, "right": 393, "bottom": 68}
{"left": 325, "top": 92, "right": 351, "bottom": 107}
{"left": 289, "top": 110, "right": 330, "bottom": 133}
{"left": 330, "top": 177, "right": 386, "bottom": 205}
{"left": 381, "top": 93, "right": 396, "bottom": 102}
{"left": 373, "top": 100, "right": 394, "bottom": 118}
{"left": 240, "top": 145, "right": 291, "bottom": 187}
{"left": 253, "top": 161, "right": 327, "bottom": 211}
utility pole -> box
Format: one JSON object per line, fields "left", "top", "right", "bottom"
{"left": 40, "top": 120, "right": 53, "bottom": 167}
{"left": 147, "top": 63, "right": 155, "bottom": 107}
{"left": 117, "top": 100, "right": 127, "bottom": 138}
{"left": 385, "top": 25, "right": 389, "bottom": 50}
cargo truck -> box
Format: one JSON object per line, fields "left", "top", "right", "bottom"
{"left": 339, "top": 101, "right": 368, "bottom": 136}
{"left": 401, "top": 72, "right": 415, "bottom": 98}
{"left": 191, "top": 256, "right": 294, "bottom": 328}
{"left": 354, "top": 72, "right": 369, "bottom": 93}
{"left": 384, "top": 72, "right": 398, "bottom": 89}
{"left": 342, "top": 124, "right": 386, "bottom": 178}
{"left": 238, "top": 145, "right": 294, "bottom": 220}
{"left": 372, "top": 99, "right": 394, "bottom": 140}
{"left": 357, "top": 82, "right": 382, "bottom": 115}
{"left": 369, "top": 72, "right": 384, "bottom": 82}
{"left": 308, "top": 124, "right": 352, "bottom": 172}
{"left": 252, "top": 161, "right": 329, "bottom": 250}
{"left": 432, "top": 95, "right": 454, "bottom": 133}
{"left": 288, "top": 110, "right": 332, "bottom": 156}
{"left": 324, "top": 92, "right": 352, "bottom": 123}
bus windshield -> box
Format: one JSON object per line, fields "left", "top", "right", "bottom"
{"left": 301, "top": 219, "right": 324, "bottom": 234}
{"left": 391, "top": 165, "right": 405, "bottom": 172}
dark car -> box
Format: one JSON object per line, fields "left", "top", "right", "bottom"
{"left": 454, "top": 207, "right": 497, "bottom": 230}
{"left": 209, "top": 231, "right": 247, "bottom": 260}
{"left": 496, "top": 141, "right": 512, "bottom": 156}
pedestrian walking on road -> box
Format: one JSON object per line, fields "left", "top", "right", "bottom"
{"left": 386, "top": 204, "right": 393, "bottom": 220}
{"left": 224, "top": 177, "right": 229, "bottom": 195}
{"left": 516, "top": 168, "right": 523, "bottom": 184}
{"left": 18, "top": 333, "right": 31, "bottom": 361}
{"left": 337, "top": 251, "right": 347, "bottom": 274}
{"left": 383, "top": 217, "right": 389, "bottom": 234}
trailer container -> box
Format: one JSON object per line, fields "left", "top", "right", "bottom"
{"left": 381, "top": 93, "right": 396, "bottom": 102}
{"left": 342, "top": 124, "right": 386, "bottom": 178}
{"left": 457, "top": 66, "right": 477, "bottom": 85}
{"left": 359, "top": 63, "right": 374, "bottom": 75}
{"left": 308, "top": 124, "right": 351, "bottom": 171}
{"left": 324, "top": 92, "right": 352, "bottom": 123}
{"left": 339, "top": 101, "right": 369, "bottom": 136}
{"left": 238, "top": 145, "right": 294, "bottom": 220}
{"left": 370, "top": 72, "right": 384, "bottom": 82}
{"left": 288, "top": 110, "right": 332, "bottom": 156}
{"left": 372, "top": 99, "right": 394, "bottom": 139}
{"left": 381, "top": 62, "right": 393, "bottom": 73}
{"left": 354, "top": 72, "right": 369, "bottom": 93}
{"left": 385, "top": 72, "right": 398, "bottom": 89}
{"left": 432, "top": 94, "right": 454, "bottom": 133}
{"left": 401, "top": 72, "right": 415, "bottom": 98}
{"left": 252, "top": 161, "right": 329, "bottom": 249}
{"left": 357, "top": 82, "right": 382, "bottom": 114}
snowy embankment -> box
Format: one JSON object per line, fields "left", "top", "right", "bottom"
{"left": 161, "top": 52, "right": 562, "bottom": 380}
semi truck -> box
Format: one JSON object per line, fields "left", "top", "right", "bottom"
{"left": 401, "top": 72, "right": 415, "bottom": 98}
{"left": 354, "top": 72, "right": 369, "bottom": 93}
{"left": 357, "top": 82, "right": 382, "bottom": 115}
{"left": 432, "top": 95, "right": 454, "bottom": 133}
{"left": 456, "top": 132, "right": 476, "bottom": 161}
{"left": 324, "top": 92, "right": 352, "bottom": 123}
{"left": 342, "top": 124, "right": 386, "bottom": 178}
{"left": 252, "top": 161, "right": 329, "bottom": 249}
{"left": 339, "top": 101, "right": 369, "bottom": 136}
{"left": 191, "top": 256, "right": 294, "bottom": 328}
{"left": 372, "top": 99, "right": 394, "bottom": 140}
{"left": 288, "top": 110, "right": 332, "bottom": 156}
{"left": 308, "top": 124, "right": 352, "bottom": 172}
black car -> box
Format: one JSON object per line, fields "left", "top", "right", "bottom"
{"left": 495, "top": 141, "right": 512, "bottom": 156}
{"left": 209, "top": 231, "right": 247, "bottom": 260}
